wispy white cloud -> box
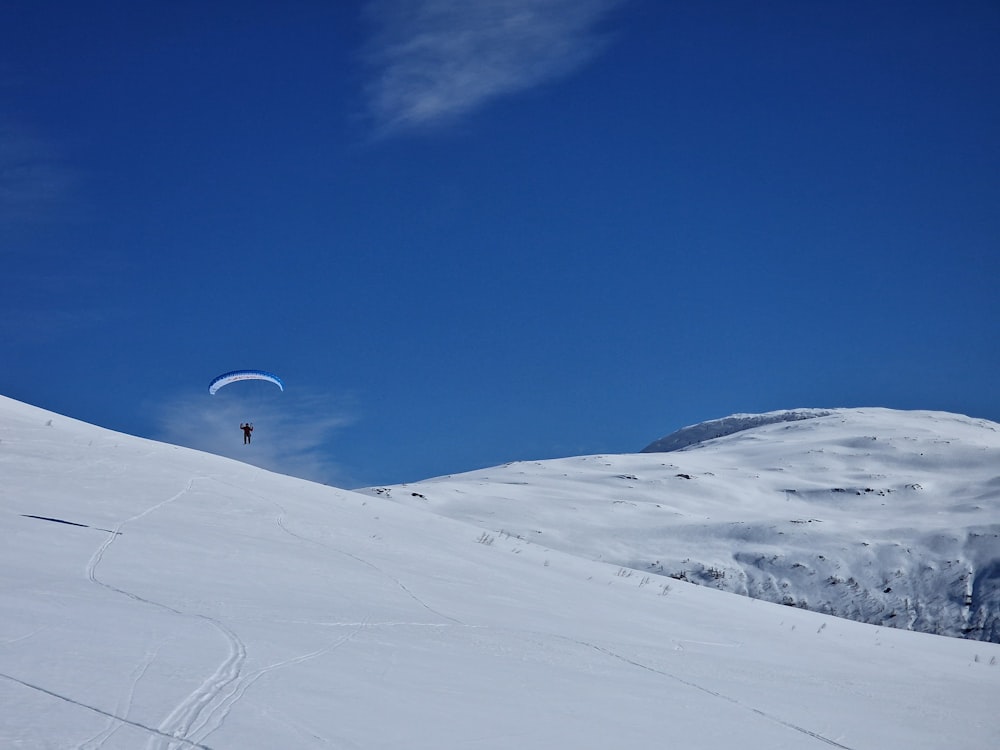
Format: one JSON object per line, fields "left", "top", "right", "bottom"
{"left": 153, "top": 388, "right": 357, "bottom": 487}
{"left": 362, "top": 0, "right": 626, "bottom": 134}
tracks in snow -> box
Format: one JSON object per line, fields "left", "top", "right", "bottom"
{"left": 76, "top": 647, "right": 160, "bottom": 750}
{"left": 75, "top": 474, "right": 851, "bottom": 749}
{"left": 210, "top": 474, "right": 464, "bottom": 626}
{"left": 0, "top": 671, "right": 212, "bottom": 750}
{"left": 560, "top": 635, "right": 856, "bottom": 749}
{"left": 275, "top": 511, "right": 464, "bottom": 626}
{"left": 86, "top": 479, "right": 194, "bottom": 601}
{"left": 80, "top": 478, "right": 251, "bottom": 750}
{"left": 179, "top": 619, "right": 370, "bottom": 749}
{"left": 81, "top": 476, "right": 386, "bottom": 750}
{"left": 146, "top": 619, "right": 246, "bottom": 750}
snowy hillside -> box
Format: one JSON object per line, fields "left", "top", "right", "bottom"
{"left": 2, "top": 395, "right": 999, "bottom": 749}
{"left": 366, "top": 408, "right": 1000, "bottom": 643}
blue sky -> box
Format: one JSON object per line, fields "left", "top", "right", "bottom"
{"left": 3, "top": 0, "right": 998, "bottom": 487}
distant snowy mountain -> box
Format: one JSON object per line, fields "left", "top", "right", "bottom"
{"left": 367, "top": 408, "right": 1000, "bottom": 643}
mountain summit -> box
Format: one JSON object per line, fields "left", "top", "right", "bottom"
{"left": 641, "top": 408, "right": 837, "bottom": 452}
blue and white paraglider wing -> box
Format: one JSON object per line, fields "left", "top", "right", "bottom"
{"left": 209, "top": 370, "right": 285, "bottom": 395}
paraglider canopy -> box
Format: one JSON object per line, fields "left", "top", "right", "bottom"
{"left": 209, "top": 370, "right": 284, "bottom": 395}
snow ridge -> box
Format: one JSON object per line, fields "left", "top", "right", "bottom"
{"left": 641, "top": 408, "right": 836, "bottom": 453}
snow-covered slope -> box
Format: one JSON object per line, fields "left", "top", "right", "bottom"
{"left": 2, "top": 395, "right": 999, "bottom": 749}
{"left": 367, "top": 408, "right": 1000, "bottom": 643}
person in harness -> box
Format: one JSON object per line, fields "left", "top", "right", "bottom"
{"left": 240, "top": 422, "right": 254, "bottom": 445}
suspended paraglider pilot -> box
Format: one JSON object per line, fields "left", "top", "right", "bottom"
{"left": 241, "top": 422, "right": 254, "bottom": 445}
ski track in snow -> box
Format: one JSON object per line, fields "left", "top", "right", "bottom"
{"left": 76, "top": 646, "right": 160, "bottom": 750}
{"left": 0, "top": 473, "right": 217, "bottom": 750}
{"left": 208, "top": 475, "right": 464, "bottom": 627}
{"left": 129, "top": 476, "right": 464, "bottom": 748}
{"left": 0, "top": 672, "right": 212, "bottom": 750}
{"left": 192, "top": 619, "right": 371, "bottom": 747}
{"left": 565, "top": 637, "right": 856, "bottom": 749}
{"left": 0, "top": 626, "right": 46, "bottom": 646}
{"left": 86, "top": 480, "right": 193, "bottom": 587}
{"left": 150, "top": 619, "right": 247, "bottom": 750}
{"left": 78, "top": 477, "right": 253, "bottom": 750}
{"left": 275, "top": 511, "right": 465, "bottom": 627}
